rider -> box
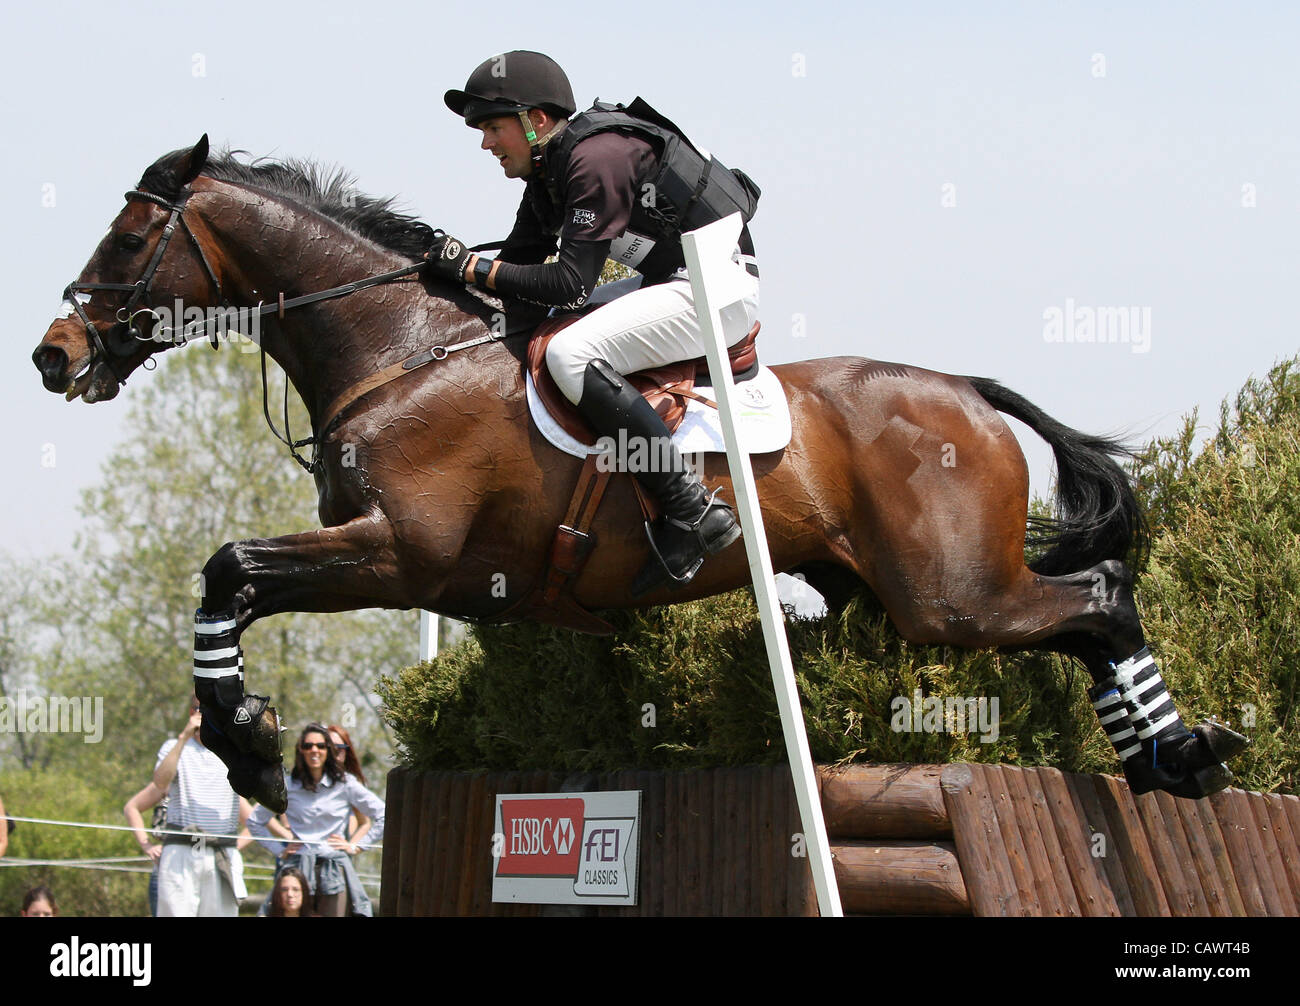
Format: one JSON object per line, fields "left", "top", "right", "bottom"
{"left": 430, "top": 50, "right": 760, "bottom": 595}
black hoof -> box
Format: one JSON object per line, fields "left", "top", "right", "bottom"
{"left": 227, "top": 751, "right": 288, "bottom": 813}
{"left": 1194, "top": 720, "right": 1250, "bottom": 762}
{"left": 222, "top": 694, "right": 282, "bottom": 763}
{"left": 1124, "top": 757, "right": 1235, "bottom": 800}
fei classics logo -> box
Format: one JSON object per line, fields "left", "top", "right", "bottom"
{"left": 492, "top": 791, "right": 642, "bottom": 906}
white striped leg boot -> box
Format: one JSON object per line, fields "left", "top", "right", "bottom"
{"left": 1111, "top": 647, "right": 1247, "bottom": 799}
{"left": 192, "top": 610, "right": 283, "bottom": 766}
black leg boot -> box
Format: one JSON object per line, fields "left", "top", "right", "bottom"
{"left": 576, "top": 360, "right": 742, "bottom": 595}
{"left": 194, "top": 610, "right": 287, "bottom": 813}
{"left": 1109, "top": 647, "right": 1247, "bottom": 799}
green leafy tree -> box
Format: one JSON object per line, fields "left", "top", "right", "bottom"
{"left": 2, "top": 342, "right": 442, "bottom": 912}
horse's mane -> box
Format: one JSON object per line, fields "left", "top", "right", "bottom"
{"left": 138, "top": 148, "right": 437, "bottom": 261}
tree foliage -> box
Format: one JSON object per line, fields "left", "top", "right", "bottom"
{"left": 1, "top": 344, "right": 430, "bottom": 913}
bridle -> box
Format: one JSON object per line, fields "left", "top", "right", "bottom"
{"left": 62, "top": 186, "right": 226, "bottom": 385}
{"left": 59, "top": 185, "right": 533, "bottom": 474}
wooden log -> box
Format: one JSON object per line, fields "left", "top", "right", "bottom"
{"left": 1130, "top": 790, "right": 1197, "bottom": 916}
{"left": 1190, "top": 795, "right": 1247, "bottom": 916}
{"left": 1209, "top": 788, "right": 1268, "bottom": 915}
{"left": 638, "top": 770, "right": 661, "bottom": 917}
{"left": 790, "top": 766, "right": 819, "bottom": 916}
{"left": 463, "top": 772, "right": 494, "bottom": 917}
{"left": 1034, "top": 769, "right": 1118, "bottom": 920}
{"left": 691, "top": 769, "right": 712, "bottom": 920}
{"left": 1033, "top": 767, "right": 1119, "bottom": 916}
{"left": 662, "top": 768, "right": 682, "bottom": 916}
{"left": 832, "top": 840, "right": 969, "bottom": 915}
{"left": 1154, "top": 791, "right": 1213, "bottom": 914}
{"left": 817, "top": 764, "right": 950, "bottom": 839}
{"left": 717, "top": 766, "right": 737, "bottom": 916}
{"left": 379, "top": 766, "right": 406, "bottom": 917}
{"left": 1240, "top": 790, "right": 1294, "bottom": 916}
{"left": 395, "top": 769, "right": 424, "bottom": 917}
{"left": 941, "top": 764, "right": 1023, "bottom": 916}
{"left": 1090, "top": 774, "right": 1170, "bottom": 917}
{"left": 1172, "top": 791, "right": 1234, "bottom": 916}
{"left": 483, "top": 771, "right": 519, "bottom": 918}
{"left": 1263, "top": 794, "right": 1300, "bottom": 908}
{"left": 976, "top": 764, "right": 1039, "bottom": 915}
{"left": 756, "top": 765, "right": 780, "bottom": 916}
{"left": 418, "top": 771, "right": 448, "bottom": 917}
{"left": 1015, "top": 766, "right": 1083, "bottom": 916}
{"left": 1000, "top": 766, "right": 1068, "bottom": 916}
{"left": 432, "top": 773, "right": 468, "bottom": 916}
{"left": 1066, "top": 770, "right": 1138, "bottom": 916}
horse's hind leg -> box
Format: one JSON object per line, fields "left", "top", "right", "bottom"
{"left": 872, "top": 556, "right": 1246, "bottom": 798}
{"left": 192, "top": 511, "right": 408, "bottom": 812}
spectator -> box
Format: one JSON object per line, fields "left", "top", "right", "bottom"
{"left": 153, "top": 694, "right": 252, "bottom": 917}
{"left": 123, "top": 781, "right": 167, "bottom": 916}
{"left": 21, "top": 886, "right": 56, "bottom": 917}
{"left": 249, "top": 723, "right": 385, "bottom": 917}
{"left": 327, "top": 724, "right": 366, "bottom": 784}
{"left": 327, "top": 724, "right": 370, "bottom": 842}
{"left": 269, "top": 867, "right": 312, "bottom": 918}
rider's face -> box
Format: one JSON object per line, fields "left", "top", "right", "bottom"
{"left": 478, "top": 114, "right": 536, "bottom": 179}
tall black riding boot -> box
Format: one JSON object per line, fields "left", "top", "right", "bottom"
{"left": 577, "top": 359, "right": 742, "bottom": 595}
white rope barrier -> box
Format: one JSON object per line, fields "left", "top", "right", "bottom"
{"left": 4, "top": 814, "right": 382, "bottom": 851}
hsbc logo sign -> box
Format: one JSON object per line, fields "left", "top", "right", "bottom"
{"left": 508, "top": 813, "right": 575, "bottom": 857}
{"left": 493, "top": 790, "right": 642, "bottom": 906}
{"left": 496, "top": 797, "right": 585, "bottom": 877}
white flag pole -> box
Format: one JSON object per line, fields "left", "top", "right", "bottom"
{"left": 419, "top": 610, "right": 439, "bottom": 664}
{"left": 681, "top": 214, "right": 842, "bottom": 917}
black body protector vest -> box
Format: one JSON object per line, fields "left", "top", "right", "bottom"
{"left": 535, "top": 97, "right": 761, "bottom": 282}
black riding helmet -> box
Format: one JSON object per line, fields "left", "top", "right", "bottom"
{"left": 444, "top": 50, "right": 576, "bottom": 128}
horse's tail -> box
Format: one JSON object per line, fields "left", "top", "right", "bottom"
{"left": 964, "top": 376, "right": 1149, "bottom": 576}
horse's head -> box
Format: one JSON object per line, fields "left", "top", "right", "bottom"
{"left": 33, "top": 135, "right": 223, "bottom": 403}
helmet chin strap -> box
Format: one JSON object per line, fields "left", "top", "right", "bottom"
{"left": 518, "top": 110, "right": 566, "bottom": 175}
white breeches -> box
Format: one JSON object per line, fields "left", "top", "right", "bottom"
{"left": 545, "top": 260, "right": 760, "bottom": 405}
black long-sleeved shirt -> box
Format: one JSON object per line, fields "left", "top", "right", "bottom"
{"left": 490, "top": 131, "right": 660, "bottom": 309}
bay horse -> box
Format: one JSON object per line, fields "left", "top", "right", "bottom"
{"left": 33, "top": 137, "right": 1244, "bottom": 812}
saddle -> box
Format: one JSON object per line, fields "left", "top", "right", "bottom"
{"left": 527, "top": 314, "right": 761, "bottom": 444}
{"left": 500, "top": 314, "right": 762, "bottom": 634}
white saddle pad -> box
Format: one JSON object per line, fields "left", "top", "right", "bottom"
{"left": 526, "top": 365, "right": 793, "bottom": 460}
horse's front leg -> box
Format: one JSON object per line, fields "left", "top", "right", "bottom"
{"left": 193, "top": 511, "right": 402, "bottom": 812}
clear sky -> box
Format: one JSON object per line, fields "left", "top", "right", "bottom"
{"left": 4, "top": 0, "right": 1298, "bottom": 562}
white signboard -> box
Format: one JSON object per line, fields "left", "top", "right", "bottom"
{"left": 491, "top": 790, "right": 641, "bottom": 906}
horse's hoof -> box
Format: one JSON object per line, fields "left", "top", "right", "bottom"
{"left": 227, "top": 752, "right": 288, "bottom": 813}
{"left": 1124, "top": 757, "right": 1234, "bottom": 800}
{"left": 225, "top": 694, "right": 282, "bottom": 763}
{"left": 1194, "top": 720, "right": 1250, "bottom": 762}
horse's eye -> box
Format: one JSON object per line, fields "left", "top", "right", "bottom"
{"left": 118, "top": 234, "right": 145, "bottom": 252}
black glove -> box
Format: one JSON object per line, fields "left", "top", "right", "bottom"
{"left": 424, "top": 232, "right": 473, "bottom": 284}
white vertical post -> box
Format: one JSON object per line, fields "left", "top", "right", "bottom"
{"left": 419, "top": 610, "right": 439, "bottom": 663}
{"left": 681, "top": 214, "right": 843, "bottom": 917}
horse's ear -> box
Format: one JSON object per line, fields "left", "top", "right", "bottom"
{"left": 178, "top": 134, "right": 210, "bottom": 185}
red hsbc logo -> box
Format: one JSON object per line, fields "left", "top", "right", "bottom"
{"left": 496, "top": 798, "right": 585, "bottom": 877}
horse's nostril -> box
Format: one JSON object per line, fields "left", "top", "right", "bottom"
{"left": 33, "top": 344, "right": 70, "bottom": 390}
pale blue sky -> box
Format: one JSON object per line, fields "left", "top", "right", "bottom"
{"left": 4, "top": 0, "right": 1298, "bottom": 561}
